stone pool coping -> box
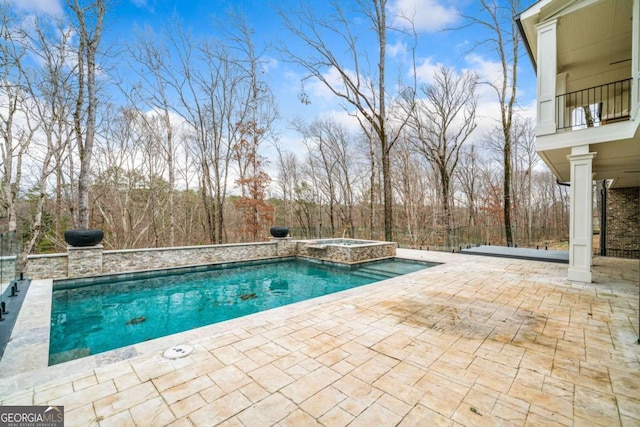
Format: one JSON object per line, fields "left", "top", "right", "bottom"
{"left": 0, "top": 254, "right": 438, "bottom": 382}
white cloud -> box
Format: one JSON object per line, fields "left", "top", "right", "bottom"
{"left": 389, "top": 0, "right": 458, "bottom": 32}
{"left": 318, "top": 109, "right": 362, "bottom": 134}
{"left": 414, "top": 57, "right": 444, "bottom": 84}
{"left": 388, "top": 40, "right": 408, "bottom": 60}
{"left": 9, "top": 0, "right": 63, "bottom": 17}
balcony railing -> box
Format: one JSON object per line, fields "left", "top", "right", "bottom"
{"left": 556, "top": 78, "right": 632, "bottom": 130}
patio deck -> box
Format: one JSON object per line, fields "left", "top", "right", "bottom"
{"left": 0, "top": 249, "right": 638, "bottom": 426}
{"left": 459, "top": 245, "right": 569, "bottom": 264}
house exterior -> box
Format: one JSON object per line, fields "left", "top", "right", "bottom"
{"left": 517, "top": 0, "right": 640, "bottom": 282}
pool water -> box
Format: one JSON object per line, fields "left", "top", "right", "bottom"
{"left": 49, "top": 258, "right": 434, "bottom": 364}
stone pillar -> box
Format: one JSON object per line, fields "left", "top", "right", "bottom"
{"left": 67, "top": 245, "right": 103, "bottom": 278}
{"left": 535, "top": 18, "right": 558, "bottom": 136}
{"left": 567, "top": 146, "right": 596, "bottom": 283}
{"left": 270, "top": 238, "right": 296, "bottom": 257}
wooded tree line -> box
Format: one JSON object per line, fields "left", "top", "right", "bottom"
{"left": 1, "top": 0, "right": 568, "bottom": 262}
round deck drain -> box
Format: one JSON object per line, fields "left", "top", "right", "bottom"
{"left": 163, "top": 344, "right": 193, "bottom": 359}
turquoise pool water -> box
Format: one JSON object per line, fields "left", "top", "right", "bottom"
{"left": 49, "top": 258, "right": 435, "bottom": 364}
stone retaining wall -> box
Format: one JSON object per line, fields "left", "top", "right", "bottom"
{"left": 26, "top": 241, "right": 282, "bottom": 280}
{"left": 24, "top": 237, "right": 396, "bottom": 279}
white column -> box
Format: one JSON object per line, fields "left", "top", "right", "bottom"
{"left": 535, "top": 19, "right": 558, "bottom": 136}
{"left": 632, "top": 0, "right": 640, "bottom": 119}
{"left": 567, "top": 146, "right": 596, "bottom": 283}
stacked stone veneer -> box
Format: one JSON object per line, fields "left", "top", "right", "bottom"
{"left": 27, "top": 242, "right": 279, "bottom": 280}
{"left": 296, "top": 239, "right": 396, "bottom": 263}
{"left": 25, "top": 237, "right": 396, "bottom": 279}
{"left": 606, "top": 187, "right": 639, "bottom": 256}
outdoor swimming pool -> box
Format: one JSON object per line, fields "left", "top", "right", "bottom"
{"left": 49, "top": 257, "right": 435, "bottom": 365}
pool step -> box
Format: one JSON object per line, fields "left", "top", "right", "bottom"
{"left": 351, "top": 267, "right": 397, "bottom": 281}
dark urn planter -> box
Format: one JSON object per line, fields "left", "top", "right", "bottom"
{"left": 64, "top": 229, "right": 104, "bottom": 247}
{"left": 270, "top": 226, "right": 289, "bottom": 238}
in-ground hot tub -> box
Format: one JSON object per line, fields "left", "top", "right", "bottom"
{"left": 296, "top": 238, "right": 396, "bottom": 263}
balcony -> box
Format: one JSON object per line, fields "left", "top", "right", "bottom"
{"left": 556, "top": 79, "right": 632, "bottom": 131}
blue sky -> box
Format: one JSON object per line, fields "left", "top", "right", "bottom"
{"left": 11, "top": 0, "right": 538, "bottom": 150}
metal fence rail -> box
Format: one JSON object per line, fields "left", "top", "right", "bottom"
{"left": 556, "top": 78, "right": 632, "bottom": 130}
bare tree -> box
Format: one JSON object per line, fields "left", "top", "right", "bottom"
{"left": 125, "top": 28, "right": 178, "bottom": 247}
{"left": 457, "top": 144, "right": 482, "bottom": 227}
{"left": 68, "top": 0, "right": 105, "bottom": 230}
{"left": 0, "top": 7, "right": 31, "bottom": 233}
{"left": 463, "top": 0, "right": 521, "bottom": 246}
{"left": 406, "top": 66, "right": 478, "bottom": 249}
{"left": 280, "top": 0, "right": 414, "bottom": 241}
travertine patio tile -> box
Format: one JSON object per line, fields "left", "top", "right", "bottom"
{"left": 129, "top": 396, "right": 175, "bottom": 426}
{"left": 161, "top": 375, "right": 214, "bottom": 405}
{"left": 385, "top": 361, "right": 427, "bottom": 386}
{"left": 551, "top": 366, "right": 612, "bottom": 394}
{"left": 300, "top": 337, "right": 335, "bottom": 358}
{"left": 513, "top": 367, "right": 545, "bottom": 390}
{"left": 525, "top": 411, "right": 570, "bottom": 426}
{"left": 257, "top": 341, "right": 289, "bottom": 359}
{"left": 197, "top": 383, "right": 225, "bottom": 403}
{"left": 211, "top": 344, "right": 246, "bottom": 365}
{"left": 574, "top": 385, "right": 621, "bottom": 426}
{"left": 242, "top": 346, "right": 275, "bottom": 366}
{"left": 349, "top": 353, "right": 398, "bottom": 384}
{"left": 289, "top": 326, "right": 323, "bottom": 342}
{"left": 417, "top": 381, "right": 466, "bottom": 417}
{"left": 234, "top": 355, "right": 260, "bottom": 373}
{"left": 215, "top": 416, "right": 245, "bottom": 427}
{"left": 622, "top": 415, "right": 640, "bottom": 427}
{"left": 528, "top": 403, "right": 573, "bottom": 426}
{"left": 97, "top": 409, "right": 135, "bottom": 427}
{"left": 318, "top": 405, "right": 354, "bottom": 426}
{"left": 169, "top": 393, "right": 207, "bottom": 418}
{"left": 609, "top": 366, "right": 640, "bottom": 399}
{"left": 94, "top": 381, "right": 158, "bottom": 419}
{"left": 373, "top": 373, "right": 424, "bottom": 406}
{"left": 232, "top": 334, "right": 270, "bottom": 353}
{"left": 65, "top": 403, "right": 98, "bottom": 427}
{"left": 72, "top": 374, "right": 98, "bottom": 391}
{"left": 248, "top": 363, "right": 294, "bottom": 392}
{"left": 278, "top": 408, "right": 319, "bottom": 426}
{"left": 112, "top": 372, "right": 142, "bottom": 391}
{"left": 315, "top": 347, "right": 350, "bottom": 367}
{"left": 520, "top": 349, "right": 554, "bottom": 375}
{"left": 55, "top": 381, "right": 118, "bottom": 412}
{"left": 299, "top": 385, "right": 347, "bottom": 418}
{"left": 429, "top": 359, "right": 479, "bottom": 388}
{"left": 617, "top": 395, "right": 640, "bottom": 422}
{"left": 452, "top": 400, "right": 502, "bottom": 427}
{"left": 34, "top": 381, "right": 74, "bottom": 403}
{"left": 95, "top": 360, "right": 135, "bottom": 383}
{"left": 208, "top": 364, "right": 253, "bottom": 394}
{"left": 129, "top": 355, "right": 175, "bottom": 382}
{"left": 399, "top": 403, "right": 453, "bottom": 427}
{"left": 542, "top": 375, "right": 574, "bottom": 400}
{"left": 236, "top": 392, "right": 297, "bottom": 425}
{"left": 376, "top": 392, "right": 412, "bottom": 417}
{"left": 509, "top": 382, "right": 573, "bottom": 420}
{"left": 280, "top": 366, "right": 340, "bottom": 404}
{"left": 348, "top": 402, "right": 402, "bottom": 427}
{"left": 188, "top": 390, "right": 251, "bottom": 426}
{"left": 272, "top": 334, "right": 305, "bottom": 352}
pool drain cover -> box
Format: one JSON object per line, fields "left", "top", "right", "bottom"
{"left": 163, "top": 344, "right": 193, "bottom": 359}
